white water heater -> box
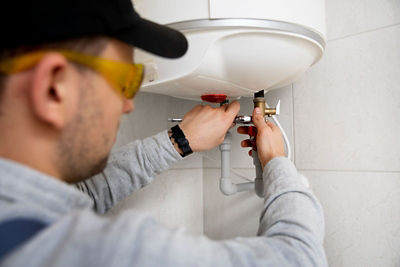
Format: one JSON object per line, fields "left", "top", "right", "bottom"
{"left": 133, "top": 0, "right": 326, "bottom": 101}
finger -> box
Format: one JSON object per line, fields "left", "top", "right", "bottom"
{"left": 265, "top": 120, "right": 273, "bottom": 129}
{"left": 266, "top": 120, "right": 280, "bottom": 132}
{"left": 225, "top": 101, "right": 240, "bottom": 117}
{"left": 248, "top": 149, "right": 252, "bottom": 156}
{"left": 241, "top": 139, "right": 252, "bottom": 147}
{"left": 252, "top": 107, "right": 267, "bottom": 130}
{"left": 237, "top": 126, "right": 249, "bottom": 134}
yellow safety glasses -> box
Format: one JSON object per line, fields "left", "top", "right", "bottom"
{"left": 0, "top": 50, "right": 144, "bottom": 99}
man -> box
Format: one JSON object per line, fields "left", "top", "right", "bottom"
{"left": 0, "top": 0, "right": 327, "bottom": 266}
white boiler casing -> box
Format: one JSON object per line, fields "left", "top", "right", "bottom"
{"left": 133, "top": 0, "right": 326, "bottom": 101}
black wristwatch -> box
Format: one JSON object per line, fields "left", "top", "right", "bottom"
{"left": 170, "top": 125, "right": 193, "bottom": 157}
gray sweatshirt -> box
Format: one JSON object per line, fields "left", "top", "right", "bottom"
{"left": 0, "top": 130, "right": 327, "bottom": 267}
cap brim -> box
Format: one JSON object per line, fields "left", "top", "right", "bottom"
{"left": 114, "top": 18, "right": 188, "bottom": 59}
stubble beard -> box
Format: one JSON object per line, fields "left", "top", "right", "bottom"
{"left": 58, "top": 83, "right": 111, "bottom": 183}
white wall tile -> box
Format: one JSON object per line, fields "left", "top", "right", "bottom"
{"left": 326, "top": 0, "right": 400, "bottom": 40}
{"left": 110, "top": 169, "right": 204, "bottom": 235}
{"left": 304, "top": 170, "right": 400, "bottom": 267}
{"left": 114, "top": 92, "right": 170, "bottom": 144}
{"left": 203, "top": 168, "right": 263, "bottom": 240}
{"left": 294, "top": 25, "right": 400, "bottom": 171}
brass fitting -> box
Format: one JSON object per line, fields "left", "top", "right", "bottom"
{"left": 265, "top": 107, "right": 278, "bottom": 117}
{"left": 253, "top": 97, "right": 266, "bottom": 117}
{"left": 253, "top": 97, "right": 278, "bottom": 117}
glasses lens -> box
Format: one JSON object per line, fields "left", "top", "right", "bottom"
{"left": 125, "top": 64, "right": 144, "bottom": 99}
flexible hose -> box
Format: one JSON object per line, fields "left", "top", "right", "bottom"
{"left": 265, "top": 102, "right": 292, "bottom": 161}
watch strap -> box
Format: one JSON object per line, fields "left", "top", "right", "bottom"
{"left": 170, "top": 125, "right": 193, "bottom": 157}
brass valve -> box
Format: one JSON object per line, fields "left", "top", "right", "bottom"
{"left": 253, "top": 97, "right": 280, "bottom": 117}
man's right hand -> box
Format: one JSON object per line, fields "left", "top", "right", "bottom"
{"left": 179, "top": 101, "right": 240, "bottom": 152}
{"left": 237, "top": 107, "right": 285, "bottom": 169}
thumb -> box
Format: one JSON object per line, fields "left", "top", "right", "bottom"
{"left": 225, "top": 101, "right": 240, "bottom": 117}
{"left": 252, "top": 107, "right": 266, "bottom": 130}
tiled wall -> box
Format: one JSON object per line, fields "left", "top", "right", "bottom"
{"left": 295, "top": 0, "right": 400, "bottom": 265}
{"left": 112, "top": 0, "right": 400, "bottom": 265}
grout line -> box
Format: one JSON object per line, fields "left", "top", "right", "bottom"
{"left": 200, "top": 165, "right": 205, "bottom": 235}
{"left": 291, "top": 84, "right": 297, "bottom": 165}
{"left": 328, "top": 22, "right": 400, "bottom": 42}
{"left": 203, "top": 167, "right": 239, "bottom": 170}
{"left": 202, "top": 167, "right": 257, "bottom": 170}
{"left": 298, "top": 169, "right": 400, "bottom": 174}
{"left": 169, "top": 167, "right": 204, "bottom": 170}
{"left": 201, "top": 154, "right": 205, "bottom": 235}
{"left": 200, "top": 167, "right": 400, "bottom": 174}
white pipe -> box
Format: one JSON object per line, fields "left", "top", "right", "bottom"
{"left": 236, "top": 182, "right": 254, "bottom": 192}
{"left": 271, "top": 115, "right": 292, "bottom": 160}
{"left": 201, "top": 152, "right": 253, "bottom": 182}
{"left": 265, "top": 101, "right": 292, "bottom": 161}
{"left": 218, "top": 98, "right": 291, "bottom": 196}
{"left": 219, "top": 131, "right": 254, "bottom": 195}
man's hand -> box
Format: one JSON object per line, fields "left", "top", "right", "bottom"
{"left": 237, "top": 107, "right": 285, "bottom": 168}
{"left": 179, "top": 101, "right": 240, "bottom": 152}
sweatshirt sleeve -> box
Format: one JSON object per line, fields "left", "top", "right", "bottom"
{"left": 6, "top": 157, "right": 327, "bottom": 267}
{"left": 255, "top": 157, "right": 327, "bottom": 266}
{"left": 74, "top": 130, "right": 183, "bottom": 213}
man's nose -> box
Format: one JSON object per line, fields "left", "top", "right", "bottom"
{"left": 123, "top": 98, "right": 134, "bottom": 113}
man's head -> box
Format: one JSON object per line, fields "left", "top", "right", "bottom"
{"left": 0, "top": 0, "right": 188, "bottom": 182}
{"left": 0, "top": 37, "right": 136, "bottom": 182}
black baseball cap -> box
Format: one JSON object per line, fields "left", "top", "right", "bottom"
{"left": 1, "top": 0, "right": 188, "bottom": 58}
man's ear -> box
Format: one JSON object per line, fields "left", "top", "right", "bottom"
{"left": 29, "top": 53, "right": 74, "bottom": 129}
